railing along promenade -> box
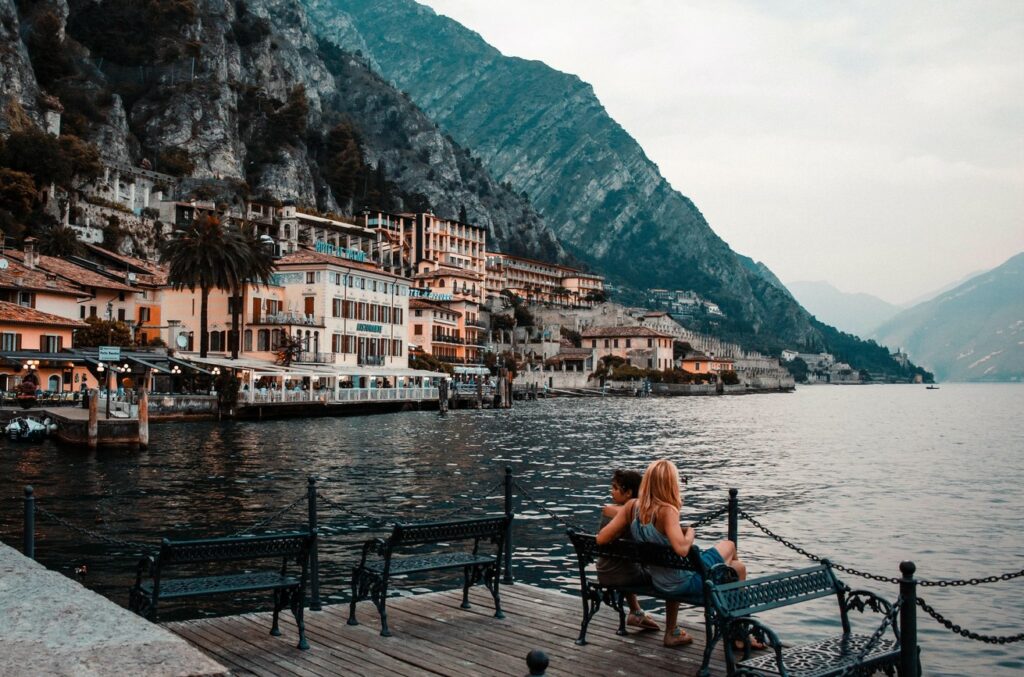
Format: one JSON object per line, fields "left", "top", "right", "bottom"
{"left": 17, "top": 472, "right": 1024, "bottom": 674}
{"left": 240, "top": 386, "right": 439, "bottom": 404}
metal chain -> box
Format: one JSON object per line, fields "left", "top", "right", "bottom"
{"left": 740, "top": 511, "right": 1023, "bottom": 588}
{"left": 917, "top": 596, "right": 1024, "bottom": 644}
{"left": 430, "top": 479, "right": 507, "bottom": 521}
{"left": 512, "top": 479, "right": 587, "bottom": 531}
{"left": 226, "top": 493, "right": 308, "bottom": 537}
{"left": 836, "top": 596, "right": 903, "bottom": 677}
{"left": 35, "top": 504, "right": 149, "bottom": 550}
{"left": 689, "top": 505, "right": 729, "bottom": 528}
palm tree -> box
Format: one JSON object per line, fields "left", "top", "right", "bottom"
{"left": 228, "top": 220, "right": 275, "bottom": 359}
{"left": 161, "top": 214, "right": 252, "bottom": 358}
{"left": 38, "top": 224, "right": 84, "bottom": 257}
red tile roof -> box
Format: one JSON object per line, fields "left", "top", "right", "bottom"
{"left": 581, "top": 326, "right": 674, "bottom": 339}
{"left": 0, "top": 300, "right": 86, "bottom": 327}
{"left": 0, "top": 257, "right": 82, "bottom": 296}
{"left": 6, "top": 251, "right": 135, "bottom": 292}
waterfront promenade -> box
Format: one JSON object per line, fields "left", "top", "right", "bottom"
{"left": 165, "top": 585, "right": 728, "bottom": 676}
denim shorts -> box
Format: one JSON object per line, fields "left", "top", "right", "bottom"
{"left": 654, "top": 546, "right": 726, "bottom": 598}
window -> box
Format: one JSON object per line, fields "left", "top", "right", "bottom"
{"left": 117, "top": 308, "right": 126, "bottom": 321}
{"left": 648, "top": 338, "right": 653, "bottom": 348}
{"left": 625, "top": 339, "right": 631, "bottom": 348}
{"left": 613, "top": 339, "right": 619, "bottom": 348}
{"left": 0, "top": 333, "right": 20, "bottom": 351}
{"left": 414, "top": 324, "right": 423, "bottom": 335}
{"left": 591, "top": 339, "right": 597, "bottom": 348}
{"left": 17, "top": 291, "right": 34, "bottom": 307}
{"left": 244, "top": 330, "right": 253, "bottom": 351}
{"left": 647, "top": 358, "right": 653, "bottom": 368}
{"left": 415, "top": 310, "right": 422, "bottom": 318}
{"left": 332, "top": 299, "right": 342, "bottom": 318}
{"left": 695, "top": 362, "right": 702, "bottom": 371}
{"left": 306, "top": 272, "right": 316, "bottom": 284}
{"left": 371, "top": 280, "right": 377, "bottom": 292}
{"left": 257, "top": 329, "right": 270, "bottom": 351}
{"left": 118, "top": 292, "right": 125, "bottom": 301}
{"left": 604, "top": 339, "right": 609, "bottom": 348}
{"left": 332, "top": 333, "right": 342, "bottom": 353}
{"left": 392, "top": 339, "right": 402, "bottom": 356}
{"left": 80, "top": 306, "right": 86, "bottom": 319}
{"left": 394, "top": 308, "right": 402, "bottom": 325}
{"left": 139, "top": 307, "right": 151, "bottom": 322}
{"left": 41, "top": 335, "right": 63, "bottom": 352}
{"left": 89, "top": 306, "right": 97, "bottom": 318}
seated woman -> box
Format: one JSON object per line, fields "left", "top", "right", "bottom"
{"left": 597, "top": 458, "right": 754, "bottom": 648}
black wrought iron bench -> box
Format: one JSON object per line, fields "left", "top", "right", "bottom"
{"left": 347, "top": 515, "right": 512, "bottom": 636}
{"left": 567, "top": 528, "right": 737, "bottom": 677}
{"left": 707, "top": 562, "right": 901, "bottom": 676}
{"left": 128, "top": 531, "right": 315, "bottom": 650}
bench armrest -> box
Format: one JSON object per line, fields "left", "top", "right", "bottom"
{"left": 356, "top": 537, "right": 388, "bottom": 570}
{"left": 723, "top": 616, "right": 784, "bottom": 670}
{"left": 134, "top": 554, "right": 154, "bottom": 587}
{"left": 844, "top": 589, "right": 893, "bottom": 617}
{"left": 707, "top": 562, "right": 739, "bottom": 585}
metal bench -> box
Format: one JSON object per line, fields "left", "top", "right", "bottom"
{"left": 567, "top": 528, "right": 738, "bottom": 677}
{"left": 128, "top": 531, "right": 314, "bottom": 650}
{"left": 707, "top": 562, "right": 901, "bottom": 676}
{"left": 347, "top": 515, "right": 512, "bottom": 636}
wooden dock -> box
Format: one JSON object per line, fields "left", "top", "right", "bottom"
{"left": 165, "top": 584, "right": 728, "bottom": 676}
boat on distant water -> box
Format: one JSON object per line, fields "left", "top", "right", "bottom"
{"left": 926, "top": 385, "right": 940, "bottom": 390}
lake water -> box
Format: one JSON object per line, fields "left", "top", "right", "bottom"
{"left": 2, "top": 383, "right": 1021, "bottom": 675}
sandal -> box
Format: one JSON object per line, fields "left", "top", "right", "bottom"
{"left": 627, "top": 610, "right": 660, "bottom": 631}
{"left": 664, "top": 626, "right": 693, "bottom": 648}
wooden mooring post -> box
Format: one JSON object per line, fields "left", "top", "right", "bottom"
{"left": 138, "top": 388, "right": 149, "bottom": 449}
{"left": 23, "top": 485, "right": 34, "bottom": 559}
{"left": 307, "top": 476, "right": 321, "bottom": 611}
{"left": 87, "top": 389, "right": 98, "bottom": 450}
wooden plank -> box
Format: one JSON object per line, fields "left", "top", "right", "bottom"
{"left": 163, "top": 584, "right": 729, "bottom": 677}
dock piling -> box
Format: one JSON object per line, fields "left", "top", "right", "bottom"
{"left": 23, "top": 485, "right": 34, "bottom": 559}
{"left": 899, "top": 561, "right": 918, "bottom": 676}
{"left": 138, "top": 388, "right": 149, "bottom": 449}
{"left": 308, "top": 476, "right": 321, "bottom": 611}
{"left": 727, "top": 488, "right": 739, "bottom": 547}
{"left": 87, "top": 389, "right": 98, "bottom": 450}
{"left": 504, "top": 466, "right": 514, "bottom": 584}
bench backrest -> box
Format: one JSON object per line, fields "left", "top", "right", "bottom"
{"left": 708, "top": 562, "right": 842, "bottom": 618}
{"left": 567, "top": 529, "right": 705, "bottom": 576}
{"left": 390, "top": 515, "right": 510, "bottom": 547}
{"left": 157, "top": 531, "right": 313, "bottom": 566}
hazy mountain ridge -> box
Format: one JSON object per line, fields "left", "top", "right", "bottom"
{"left": 872, "top": 253, "right": 1024, "bottom": 382}
{"left": 305, "top": 0, "right": 825, "bottom": 351}
{"left": 787, "top": 280, "right": 901, "bottom": 339}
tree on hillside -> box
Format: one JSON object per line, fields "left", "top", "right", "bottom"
{"left": 74, "top": 318, "right": 132, "bottom": 347}
{"left": 38, "top": 224, "right": 84, "bottom": 257}
{"left": 161, "top": 214, "right": 253, "bottom": 357}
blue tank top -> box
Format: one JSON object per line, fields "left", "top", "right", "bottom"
{"left": 630, "top": 507, "right": 695, "bottom": 593}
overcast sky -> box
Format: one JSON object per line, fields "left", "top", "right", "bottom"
{"left": 422, "top": 0, "right": 1023, "bottom": 305}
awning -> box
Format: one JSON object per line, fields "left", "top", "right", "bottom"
{"left": 127, "top": 355, "right": 173, "bottom": 374}
{"left": 165, "top": 355, "right": 214, "bottom": 375}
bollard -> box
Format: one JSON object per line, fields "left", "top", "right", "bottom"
{"left": 899, "top": 561, "right": 918, "bottom": 677}
{"left": 525, "top": 649, "right": 549, "bottom": 676}
{"left": 504, "top": 466, "right": 514, "bottom": 584}
{"left": 308, "top": 476, "right": 321, "bottom": 611}
{"left": 23, "top": 486, "right": 35, "bottom": 559}
{"left": 727, "top": 488, "right": 739, "bottom": 548}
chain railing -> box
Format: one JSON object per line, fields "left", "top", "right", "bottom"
{"left": 225, "top": 493, "right": 309, "bottom": 538}
{"left": 835, "top": 595, "right": 904, "bottom": 677}
{"left": 35, "top": 504, "right": 150, "bottom": 551}
{"left": 739, "top": 510, "right": 1023, "bottom": 588}
{"left": 917, "top": 597, "right": 1024, "bottom": 644}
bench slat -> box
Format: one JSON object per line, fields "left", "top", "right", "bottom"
{"left": 141, "top": 572, "right": 300, "bottom": 599}
{"left": 737, "top": 634, "right": 899, "bottom": 677}
{"left": 160, "top": 531, "right": 313, "bottom": 565}
{"left": 367, "top": 553, "right": 497, "bottom": 576}
{"left": 712, "top": 564, "right": 838, "bottom": 617}
{"left": 392, "top": 517, "right": 508, "bottom": 546}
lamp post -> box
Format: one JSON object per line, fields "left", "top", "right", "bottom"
{"left": 97, "top": 361, "right": 110, "bottom": 419}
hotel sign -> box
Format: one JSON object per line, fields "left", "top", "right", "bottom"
{"left": 356, "top": 323, "right": 382, "bottom": 333}
{"left": 315, "top": 240, "right": 368, "bottom": 263}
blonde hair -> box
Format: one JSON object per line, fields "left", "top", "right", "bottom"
{"left": 636, "top": 459, "right": 682, "bottom": 525}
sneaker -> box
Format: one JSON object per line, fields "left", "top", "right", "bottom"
{"left": 664, "top": 626, "right": 693, "bottom": 648}
{"left": 627, "top": 610, "right": 660, "bottom": 631}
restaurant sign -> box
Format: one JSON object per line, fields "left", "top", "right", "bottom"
{"left": 356, "top": 323, "right": 382, "bottom": 333}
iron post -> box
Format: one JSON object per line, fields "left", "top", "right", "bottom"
{"left": 899, "top": 561, "right": 918, "bottom": 677}
{"left": 727, "top": 488, "right": 738, "bottom": 547}
{"left": 525, "top": 649, "right": 549, "bottom": 676}
{"left": 23, "top": 485, "right": 34, "bottom": 559}
{"left": 308, "top": 476, "right": 321, "bottom": 611}
{"left": 504, "top": 466, "right": 514, "bottom": 584}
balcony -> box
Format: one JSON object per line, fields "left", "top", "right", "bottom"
{"left": 296, "top": 351, "right": 335, "bottom": 364}
{"left": 432, "top": 335, "right": 465, "bottom": 345}
{"left": 358, "top": 355, "right": 385, "bottom": 366}
{"left": 467, "top": 319, "right": 488, "bottom": 329}
{"left": 250, "top": 312, "right": 325, "bottom": 327}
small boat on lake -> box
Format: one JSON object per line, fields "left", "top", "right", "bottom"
{"left": 926, "top": 385, "right": 940, "bottom": 390}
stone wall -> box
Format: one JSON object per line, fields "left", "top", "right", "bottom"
{"left": 148, "top": 395, "right": 218, "bottom": 418}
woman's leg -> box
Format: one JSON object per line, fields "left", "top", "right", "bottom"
{"left": 665, "top": 601, "right": 679, "bottom": 632}
{"left": 628, "top": 593, "right": 642, "bottom": 614}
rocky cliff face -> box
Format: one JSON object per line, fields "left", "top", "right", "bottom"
{"left": 306, "top": 0, "right": 822, "bottom": 348}
{"left": 2, "top": 0, "right": 563, "bottom": 259}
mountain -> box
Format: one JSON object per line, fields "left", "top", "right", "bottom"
{"left": 787, "top": 281, "right": 900, "bottom": 338}
{"left": 872, "top": 254, "right": 1024, "bottom": 382}
{"left": 302, "top": 0, "right": 821, "bottom": 350}
{"left": 1, "top": 0, "right": 564, "bottom": 260}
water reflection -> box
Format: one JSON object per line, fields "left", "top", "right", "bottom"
{"left": 1, "top": 384, "right": 1022, "bottom": 675}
